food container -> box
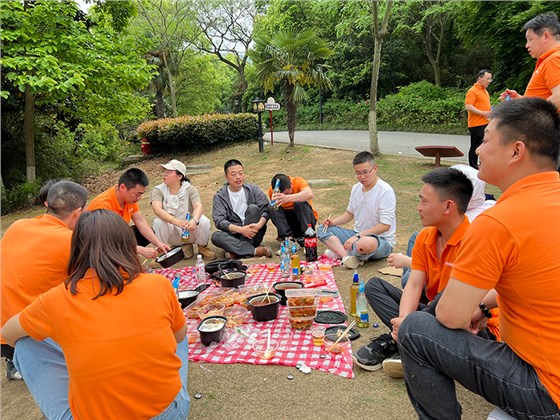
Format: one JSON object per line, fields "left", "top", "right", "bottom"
{"left": 197, "top": 316, "right": 227, "bottom": 346}
{"left": 223, "top": 306, "right": 250, "bottom": 327}
{"left": 253, "top": 338, "right": 279, "bottom": 360}
{"left": 199, "top": 303, "right": 225, "bottom": 320}
{"left": 178, "top": 284, "right": 209, "bottom": 309}
{"left": 247, "top": 293, "right": 281, "bottom": 322}
{"left": 287, "top": 314, "right": 315, "bottom": 330}
{"left": 285, "top": 289, "right": 317, "bottom": 307}
{"left": 316, "top": 288, "right": 339, "bottom": 304}
{"left": 287, "top": 304, "right": 317, "bottom": 318}
{"left": 218, "top": 270, "right": 246, "bottom": 288}
{"left": 324, "top": 333, "right": 350, "bottom": 354}
{"left": 273, "top": 281, "right": 304, "bottom": 305}
{"left": 155, "top": 246, "right": 184, "bottom": 268}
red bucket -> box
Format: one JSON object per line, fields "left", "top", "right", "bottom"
{"left": 140, "top": 138, "right": 152, "bottom": 155}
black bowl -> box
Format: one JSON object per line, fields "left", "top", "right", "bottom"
{"left": 273, "top": 281, "right": 304, "bottom": 306}
{"left": 178, "top": 290, "right": 199, "bottom": 308}
{"left": 197, "top": 316, "right": 227, "bottom": 346}
{"left": 155, "top": 246, "right": 184, "bottom": 268}
{"left": 218, "top": 271, "right": 246, "bottom": 288}
{"left": 247, "top": 293, "right": 281, "bottom": 322}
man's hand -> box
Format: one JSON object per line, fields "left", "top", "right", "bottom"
{"left": 155, "top": 242, "right": 171, "bottom": 253}
{"left": 387, "top": 252, "right": 411, "bottom": 269}
{"left": 239, "top": 223, "right": 259, "bottom": 239}
{"left": 499, "top": 89, "right": 521, "bottom": 101}
{"left": 468, "top": 307, "right": 488, "bottom": 335}
{"left": 271, "top": 192, "right": 289, "bottom": 207}
{"left": 390, "top": 316, "right": 405, "bottom": 341}
{"left": 343, "top": 236, "right": 359, "bottom": 251}
{"left": 138, "top": 246, "right": 158, "bottom": 259}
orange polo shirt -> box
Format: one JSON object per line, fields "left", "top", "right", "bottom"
{"left": 524, "top": 45, "right": 560, "bottom": 102}
{"left": 267, "top": 176, "right": 318, "bottom": 220}
{"left": 451, "top": 171, "right": 560, "bottom": 406}
{"left": 1, "top": 214, "right": 72, "bottom": 344}
{"left": 465, "top": 83, "right": 491, "bottom": 128}
{"left": 87, "top": 186, "right": 138, "bottom": 223}
{"left": 19, "top": 269, "right": 186, "bottom": 419}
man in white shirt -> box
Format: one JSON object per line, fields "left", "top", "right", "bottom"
{"left": 318, "top": 151, "right": 396, "bottom": 269}
{"left": 211, "top": 159, "right": 272, "bottom": 259}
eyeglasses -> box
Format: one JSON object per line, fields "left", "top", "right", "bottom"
{"left": 484, "top": 77, "right": 493, "bottom": 82}
{"left": 354, "top": 167, "right": 374, "bottom": 177}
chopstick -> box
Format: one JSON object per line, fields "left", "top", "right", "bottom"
{"left": 327, "top": 320, "right": 356, "bottom": 352}
{"left": 322, "top": 214, "right": 332, "bottom": 233}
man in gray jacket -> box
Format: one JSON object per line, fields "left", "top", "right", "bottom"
{"left": 211, "top": 159, "right": 272, "bottom": 259}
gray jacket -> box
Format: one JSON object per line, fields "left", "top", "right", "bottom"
{"left": 212, "top": 183, "right": 270, "bottom": 232}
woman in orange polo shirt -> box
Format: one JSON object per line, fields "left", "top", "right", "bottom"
{"left": 1, "top": 210, "right": 189, "bottom": 419}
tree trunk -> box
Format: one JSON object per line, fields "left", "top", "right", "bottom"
{"left": 239, "top": 67, "right": 248, "bottom": 113}
{"left": 285, "top": 83, "right": 297, "bottom": 147}
{"left": 24, "top": 85, "right": 36, "bottom": 182}
{"left": 369, "top": 1, "right": 393, "bottom": 157}
{"left": 155, "top": 89, "right": 165, "bottom": 118}
{"left": 162, "top": 50, "right": 177, "bottom": 117}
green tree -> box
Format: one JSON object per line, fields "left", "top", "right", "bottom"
{"left": 0, "top": 0, "right": 153, "bottom": 182}
{"left": 252, "top": 29, "right": 333, "bottom": 146}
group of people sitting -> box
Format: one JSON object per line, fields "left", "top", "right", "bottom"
{"left": 1, "top": 97, "right": 559, "bottom": 419}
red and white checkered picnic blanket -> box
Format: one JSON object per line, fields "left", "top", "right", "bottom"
{"left": 156, "top": 261, "right": 354, "bottom": 379}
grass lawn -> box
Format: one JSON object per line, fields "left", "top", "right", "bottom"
{"left": 1, "top": 142, "right": 498, "bottom": 419}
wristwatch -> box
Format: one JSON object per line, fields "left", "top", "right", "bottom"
{"left": 354, "top": 233, "right": 361, "bottom": 239}
{"left": 194, "top": 218, "right": 200, "bottom": 226}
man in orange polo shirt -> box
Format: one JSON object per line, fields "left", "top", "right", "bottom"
{"left": 465, "top": 69, "right": 492, "bottom": 168}
{"left": 398, "top": 98, "right": 560, "bottom": 418}
{"left": 88, "top": 168, "right": 170, "bottom": 259}
{"left": 500, "top": 12, "right": 560, "bottom": 109}
{"left": 1, "top": 181, "right": 87, "bottom": 379}
{"left": 354, "top": 168, "right": 501, "bottom": 375}
{"left": 267, "top": 173, "right": 318, "bottom": 244}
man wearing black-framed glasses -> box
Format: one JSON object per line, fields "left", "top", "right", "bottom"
{"left": 317, "top": 151, "right": 396, "bottom": 269}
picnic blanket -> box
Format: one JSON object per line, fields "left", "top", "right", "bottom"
{"left": 156, "top": 262, "right": 354, "bottom": 379}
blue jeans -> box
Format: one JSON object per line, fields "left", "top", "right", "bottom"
{"left": 14, "top": 337, "right": 190, "bottom": 419}
{"left": 401, "top": 231, "right": 418, "bottom": 288}
{"left": 317, "top": 225, "right": 392, "bottom": 260}
{"left": 398, "top": 311, "right": 560, "bottom": 420}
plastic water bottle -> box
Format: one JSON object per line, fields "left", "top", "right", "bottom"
{"left": 304, "top": 223, "right": 318, "bottom": 262}
{"left": 356, "top": 281, "right": 369, "bottom": 328}
{"left": 181, "top": 213, "right": 191, "bottom": 242}
{"left": 195, "top": 254, "right": 206, "bottom": 283}
{"left": 280, "top": 244, "right": 290, "bottom": 278}
{"left": 350, "top": 270, "right": 359, "bottom": 317}
{"left": 172, "top": 275, "right": 180, "bottom": 297}
{"left": 270, "top": 178, "right": 281, "bottom": 210}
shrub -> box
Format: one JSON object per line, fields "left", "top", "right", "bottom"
{"left": 1, "top": 179, "right": 42, "bottom": 215}
{"left": 136, "top": 113, "right": 258, "bottom": 154}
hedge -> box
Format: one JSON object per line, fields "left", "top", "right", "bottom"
{"left": 136, "top": 113, "right": 258, "bottom": 154}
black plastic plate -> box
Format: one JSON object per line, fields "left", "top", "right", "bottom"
{"left": 315, "top": 310, "right": 347, "bottom": 324}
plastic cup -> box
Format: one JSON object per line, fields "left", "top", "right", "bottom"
{"left": 311, "top": 326, "right": 326, "bottom": 346}
{"left": 267, "top": 263, "right": 276, "bottom": 273}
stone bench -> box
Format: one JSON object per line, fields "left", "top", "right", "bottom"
{"left": 415, "top": 145, "right": 464, "bottom": 167}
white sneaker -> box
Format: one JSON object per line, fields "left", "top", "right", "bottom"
{"left": 341, "top": 255, "right": 363, "bottom": 269}
{"left": 382, "top": 355, "right": 403, "bottom": 378}
{"left": 324, "top": 249, "right": 340, "bottom": 260}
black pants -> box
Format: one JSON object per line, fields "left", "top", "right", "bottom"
{"left": 468, "top": 124, "right": 487, "bottom": 169}
{"left": 269, "top": 202, "right": 316, "bottom": 239}
{"left": 1, "top": 344, "right": 15, "bottom": 360}
{"left": 132, "top": 225, "right": 151, "bottom": 247}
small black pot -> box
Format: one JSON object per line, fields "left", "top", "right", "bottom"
{"left": 273, "top": 281, "right": 304, "bottom": 306}
{"left": 155, "top": 246, "right": 184, "bottom": 268}
{"left": 247, "top": 293, "right": 281, "bottom": 322}
{"left": 218, "top": 271, "right": 246, "bottom": 288}
{"left": 197, "top": 316, "right": 227, "bottom": 346}
{"left": 178, "top": 284, "right": 209, "bottom": 309}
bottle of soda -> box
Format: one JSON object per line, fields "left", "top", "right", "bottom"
{"left": 172, "top": 275, "right": 180, "bottom": 297}
{"left": 291, "top": 244, "right": 300, "bottom": 279}
{"left": 356, "top": 281, "right": 369, "bottom": 328}
{"left": 181, "top": 213, "right": 191, "bottom": 242}
{"left": 270, "top": 178, "right": 281, "bottom": 211}
{"left": 303, "top": 223, "right": 318, "bottom": 262}
{"left": 350, "top": 270, "right": 359, "bottom": 317}
{"left": 195, "top": 254, "right": 206, "bottom": 283}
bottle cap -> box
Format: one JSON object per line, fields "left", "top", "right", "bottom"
{"left": 358, "top": 283, "right": 365, "bottom": 293}
{"left": 197, "top": 254, "right": 202, "bottom": 259}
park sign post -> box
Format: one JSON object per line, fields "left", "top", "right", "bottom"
{"left": 265, "top": 97, "right": 281, "bottom": 145}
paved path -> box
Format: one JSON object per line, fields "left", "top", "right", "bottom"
{"left": 264, "top": 130, "right": 470, "bottom": 164}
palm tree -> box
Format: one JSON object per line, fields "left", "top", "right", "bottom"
{"left": 252, "top": 29, "right": 332, "bottom": 147}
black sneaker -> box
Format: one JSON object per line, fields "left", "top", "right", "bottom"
{"left": 6, "top": 360, "right": 22, "bottom": 380}
{"left": 352, "top": 333, "right": 398, "bottom": 371}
